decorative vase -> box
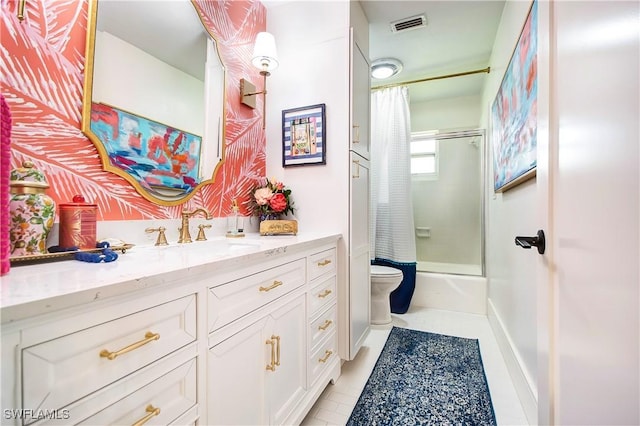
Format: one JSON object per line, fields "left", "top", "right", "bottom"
{"left": 9, "top": 161, "right": 56, "bottom": 256}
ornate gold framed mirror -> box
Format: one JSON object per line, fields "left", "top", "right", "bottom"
{"left": 82, "top": 0, "right": 226, "bottom": 206}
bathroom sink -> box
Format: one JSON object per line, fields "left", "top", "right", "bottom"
{"left": 135, "top": 239, "right": 261, "bottom": 257}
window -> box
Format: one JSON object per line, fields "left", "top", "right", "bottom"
{"left": 410, "top": 132, "right": 438, "bottom": 178}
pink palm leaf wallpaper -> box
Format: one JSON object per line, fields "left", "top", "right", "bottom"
{"left": 1, "top": 0, "right": 266, "bottom": 220}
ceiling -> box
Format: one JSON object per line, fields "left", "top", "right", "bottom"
{"left": 361, "top": 1, "right": 505, "bottom": 103}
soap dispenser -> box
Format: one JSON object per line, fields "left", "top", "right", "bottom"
{"left": 226, "top": 199, "right": 244, "bottom": 238}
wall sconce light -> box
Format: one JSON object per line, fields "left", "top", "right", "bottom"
{"left": 17, "top": 0, "right": 27, "bottom": 22}
{"left": 240, "top": 32, "right": 279, "bottom": 128}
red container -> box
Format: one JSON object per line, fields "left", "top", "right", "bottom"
{"left": 59, "top": 195, "right": 97, "bottom": 249}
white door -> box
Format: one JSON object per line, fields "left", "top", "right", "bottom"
{"left": 538, "top": 1, "right": 639, "bottom": 424}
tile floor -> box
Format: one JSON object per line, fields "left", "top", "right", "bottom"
{"left": 301, "top": 306, "right": 530, "bottom": 426}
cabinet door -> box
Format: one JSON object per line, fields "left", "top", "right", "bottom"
{"left": 267, "top": 294, "right": 307, "bottom": 425}
{"left": 208, "top": 317, "right": 269, "bottom": 426}
{"left": 349, "top": 152, "right": 371, "bottom": 359}
{"left": 208, "top": 293, "right": 306, "bottom": 426}
{"left": 351, "top": 37, "right": 370, "bottom": 159}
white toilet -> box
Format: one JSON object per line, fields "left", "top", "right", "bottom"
{"left": 370, "top": 265, "right": 404, "bottom": 325}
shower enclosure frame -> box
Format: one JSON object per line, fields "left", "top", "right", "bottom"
{"left": 416, "top": 128, "right": 486, "bottom": 277}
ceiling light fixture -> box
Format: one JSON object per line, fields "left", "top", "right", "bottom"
{"left": 371, "top": 58, "right": 403, "bottom": 80}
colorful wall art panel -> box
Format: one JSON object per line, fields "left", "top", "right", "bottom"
{"left": 491, "top": 1, "right": 537, "bottom": 192}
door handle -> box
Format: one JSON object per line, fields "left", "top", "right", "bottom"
{"left": 515, "top": 230, "right": 546, "bottom": 254}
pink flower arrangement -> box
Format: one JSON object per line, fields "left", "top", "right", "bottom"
{"left": 249, "top": 177, "right": 295, "bottom": 219}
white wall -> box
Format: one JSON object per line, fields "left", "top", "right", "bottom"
{"left": 479, "top": 1, "right": 541, "bottom": 421}
{"left": 411, "top": 94, "right": 482, "bottom": 132}
{"left": 264, "top": 2, "right": 349, "bottom": 237}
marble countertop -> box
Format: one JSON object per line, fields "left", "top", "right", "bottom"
{"left": 1, "top": 232, "right": 341, "bottom": 324}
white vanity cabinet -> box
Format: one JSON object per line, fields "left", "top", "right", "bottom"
{"left": 207, "top": 245, "right": 340, "bottom": 425}
{"left": 1, "top": 233, "right": 341, "bottom": 426}
{"left": 307, "top": 248, "right": 339, "bottom": 387}
{"left": 2, "top": 292, "right": 199, "bottom": 426}
{"left": 208, "top": 291, "right": 306, "bottom": 425}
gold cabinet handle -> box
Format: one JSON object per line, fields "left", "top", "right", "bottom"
{"left": 318, "top": 289, "right": 332, "bottom": 298}
{"left": 274, "top": 335, "right": 281, "bottom": 366}
{"left": 266, "top": 337, "right": 276, "bottom": 371}
{"left": 317, "top": 259, "right": 332, "bottom": 267}
{"left": 318, "top": 350, "right": 333, "bottom": 363}
{"left": 131, "top": 405, "right": 161, "bottom": 426}
{"left": 318, "top": 319, "right": 333, "bottom": 331}
{"left": 353, "top": 124, "right": 360, "bottom": 143}
{"left": 259, "top": 280, "right": 283, "bottom": 292}
{"left": 352, "top": 159, "right": 360, "bottom": 178}
{"left": 100, "top": 332, "right": 160, "bottom": 360}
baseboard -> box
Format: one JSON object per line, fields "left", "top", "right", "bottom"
{"left": 487, "top": 299, "right": 537, "bottom": 424}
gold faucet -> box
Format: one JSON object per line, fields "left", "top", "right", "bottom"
{"left": 178, "top": 208, "right": 212, "bottom": 243}
{"left": 145, "top": 226, "right": 168, "bottom": 246}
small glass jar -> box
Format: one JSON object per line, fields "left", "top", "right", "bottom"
{"left": 226, "top": 199, "right": 245, "bottom": 237}
{"left": 9, "top": 160, "right": 56, "bottom": 256}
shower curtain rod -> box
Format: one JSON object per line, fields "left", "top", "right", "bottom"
{"left": 371, "top": 66, "right": 491, "bottom": 91}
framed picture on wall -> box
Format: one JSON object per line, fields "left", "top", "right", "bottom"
{"left": 490, "top": 0, "right": 538, "bottom": 193}
{"left": 282, "top": 103, "right": 326, "bottom": 167}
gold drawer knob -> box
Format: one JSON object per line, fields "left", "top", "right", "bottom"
{"left": 318, "top": 319, "right": 333, "bottom": 331}
{"left": 132, "top": 404, "right": 161, "bottom": 426}
{"left": 259, "top": 280, "right": 283, "bottom": 292}
{"left": 100, "top": 331, "right": 160, "bottom": 360}
{"left": 317, "top": 259, "right": 332, "bottom": 267}
{"left": 318, "top": 350, "right": 333, "bottom": 363}
{"left": 317, "top": 289, "right": 332, "bottom": 298}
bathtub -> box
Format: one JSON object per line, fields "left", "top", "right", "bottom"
{"left": 410, "top": 263, "right": 487, "bottom": 315}
{"left": 417, "top": 261, "right": 482, "bottom": 276}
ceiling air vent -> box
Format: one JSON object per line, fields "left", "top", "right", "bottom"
{"left": 390, "top": 14, "right": 427, "bottom": 33}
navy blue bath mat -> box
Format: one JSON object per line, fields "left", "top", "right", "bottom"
{"left": 347, "top": 327, "right": 497, "bottom": 426}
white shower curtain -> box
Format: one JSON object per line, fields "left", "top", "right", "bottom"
{"left": 370, "top": 86, "right": 417, "bottom": 313}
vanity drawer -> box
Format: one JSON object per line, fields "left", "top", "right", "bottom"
{"left": 308, "top": 248, "right": 336, "bottom": 282}
{"left": 208, "top": 258, "right": 306, "bottom": 332}
{"left": 37, "top": 355, "right": 198, "bottom": 426}
{"left": 22, "top": 295, "right": 196, "bottom": 416}
{"left": 308, "top": 275, "right": 337, "bottom": 316}
{"left": 79, "top": 358, "right": 196, "bottom": 426}
{"left": 308, "top": 332, "right": 338, "bottom": 387}
{"left": 309, "top": 304, "right": 337, "bottom": 351}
